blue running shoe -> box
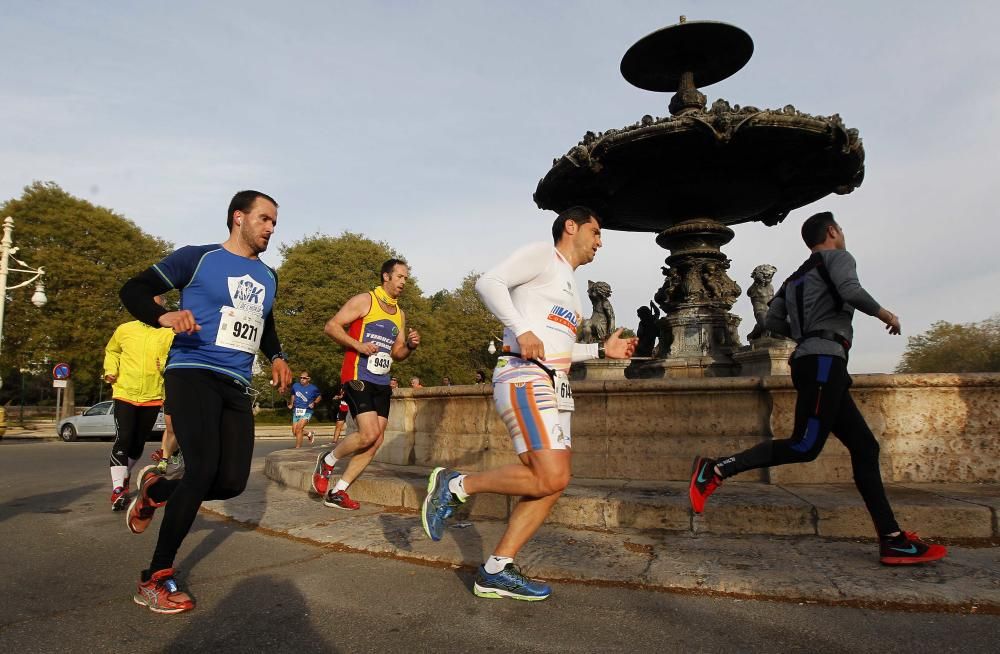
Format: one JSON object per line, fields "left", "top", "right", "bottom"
{"left": 421, "top": 467, "right": 464, "bottom": 541}
{"left": 473, "top": 563, "right": 551, "bottom": 601}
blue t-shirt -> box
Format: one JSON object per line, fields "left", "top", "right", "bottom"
{"left": 291, "top": 383, "right": 321, "bottom": 409}
{"left": 152, "top": 245, "right": 277, "bottom": 385}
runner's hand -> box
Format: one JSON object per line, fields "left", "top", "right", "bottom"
{"left": 271, "top": 357, "right": 292, "bottom": 394}
{"left": 159, "top": 310, "right": 200, "bottom": 335}
{"left": 104, "top": 374, "right": 117, "bottom": 384}
{"left": 356, "top": 341, "right": 379, "bottom": 355}
{"left": 885, "top": 314, "right": 901, "bottom": 336}
{"left": 405, "top": 328, "right": 421, "bottom": 349}
{"left": 517, "top": 331, "right": 545, "bottom": 360}
{"left": 603, "top": 328, "right": 638, "bottom": 360}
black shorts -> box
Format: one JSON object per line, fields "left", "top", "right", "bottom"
{"left": 336, "top": 408, "right": 349, "bottom": 422}
{"left": 343, "top": 380, "right": 391, "bottom": 419}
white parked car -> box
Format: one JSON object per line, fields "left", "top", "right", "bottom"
{"left": 56, "top": 401, "right": 166, "bottom": 442}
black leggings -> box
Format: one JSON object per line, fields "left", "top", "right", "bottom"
{"left": 110, "top": 401, "right": 160, "bottom": 468}
{"left": 716, "top": 355, "right": 900, "bottom": 535}
{"left": 147, "top": 369, "right": 254, "bottom": 573}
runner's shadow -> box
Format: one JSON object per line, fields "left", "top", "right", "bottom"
{"left": 163, "top": 575, "right": 337, "bottom": 653}
{"left": 0, "top": 483, "right": 102, "bottom": 524}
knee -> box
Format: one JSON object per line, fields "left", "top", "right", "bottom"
{"left": 535, "top": 469, "right": 571, "bottom": 497}
{"left": 209, "top": 481, "right": 247, "bottom": 501}
{"left": 357, "top": 429, "right": 382, "bottom": 449}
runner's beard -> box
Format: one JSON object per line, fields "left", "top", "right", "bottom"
{"left": 240, "top": 220, "right": 268, "bottom": 255}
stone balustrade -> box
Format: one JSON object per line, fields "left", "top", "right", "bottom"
{"left": 375, "top": 373, "right": 1000, "bottom": 484}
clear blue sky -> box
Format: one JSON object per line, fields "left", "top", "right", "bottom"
{"left": 2, "top": 1, "right": 997, "bottom": 372}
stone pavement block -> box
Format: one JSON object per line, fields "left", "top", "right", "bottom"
{"left": 782, "top": 483, "right": 993, "bottom": 539}
{"left": 607, "top": 481, "right": 690, "bottom": 531}
{"left": 201, "top": 472, "right": 1000, "bottom": 610}
{"left": 694, "top": 482, "right": 815, "bottom": 536}
{"left": 900, "top": 482, "right": 1000, "bottom": 537}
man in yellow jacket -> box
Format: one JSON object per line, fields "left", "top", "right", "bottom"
{"left": 104, "top": 296, "right": 175, "bottom": 511}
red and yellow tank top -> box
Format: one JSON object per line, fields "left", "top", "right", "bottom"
{"left": 341, "top": 291, "right": 403, "bottom": 385}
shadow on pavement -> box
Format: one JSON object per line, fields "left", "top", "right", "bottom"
{"left": 164, "top": 575, "right": 337, "bottom": 653}
{"left": 0, "top": 482, "right": 102, "bottom": 524}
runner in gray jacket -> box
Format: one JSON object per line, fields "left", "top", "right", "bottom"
{"left": 688, "top": 211, "right": 947, "bottom": 566}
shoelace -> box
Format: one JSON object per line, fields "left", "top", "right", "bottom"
{"left": 505, "top": 564, "right": 530, "bottom": 585}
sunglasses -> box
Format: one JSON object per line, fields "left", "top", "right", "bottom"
{"left": 299, "top": 377, "right": 310, "bottom": 380}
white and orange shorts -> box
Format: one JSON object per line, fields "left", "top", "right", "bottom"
{"left": 493, "top": 379, "right": 572, "bottom": 455}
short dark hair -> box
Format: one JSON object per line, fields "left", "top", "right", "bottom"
{"left": 801, "top": 211, "right": 837, "bottom": 248}
{"left": 227, "top": 190, "right": 278, "bottom": 230}
{"left": 380, "top": 258, "right": 408, "bottom": 283}
{"left": 552, "top": 206, "right": 601, "bottom": 244}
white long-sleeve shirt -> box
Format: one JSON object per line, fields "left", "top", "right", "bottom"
{"left": 476, "top": 242, "right": 598, "bottom": 381}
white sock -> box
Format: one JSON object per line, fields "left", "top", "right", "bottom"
{"left": 448, "top": 475, "right": 469, "bottom": 501}
{"left": 484, "top": 555, "right": 513, "bottom": 574}
{"left": 333, "top": 479, "right": 350, "bottom": 493}
{"left": 324, "top": 452, "right": 338, "bottom": 467}
{"left": 111, "top": 465, "right": 128, "bottom": 490}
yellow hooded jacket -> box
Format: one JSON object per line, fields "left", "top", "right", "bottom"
{"left": 103, "top": 321, "right": 175, "bottom": 405}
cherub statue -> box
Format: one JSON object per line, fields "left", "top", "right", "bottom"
{"left": 747, "top": 264, "right": 778, "bottom": 341}
{"left": 577, "top": 280, "right": 615, "bottom": 344}
{"left": 635, "top": 302, "right": 660, "bottom": 357}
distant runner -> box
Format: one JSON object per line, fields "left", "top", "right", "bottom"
{"left": 287, "top": 371, "right": 321, "bottom": 448}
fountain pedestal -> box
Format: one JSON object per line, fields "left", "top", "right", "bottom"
{"left": 732, "top": 337, "right": 797, "bottom": 376}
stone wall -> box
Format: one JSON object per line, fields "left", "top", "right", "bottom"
{"left": 377, "top": 373, "right": 1000, "bottom": 483}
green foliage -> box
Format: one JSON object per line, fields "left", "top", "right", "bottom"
{"left": 895, "top": 315, "right": 1000, "bottom": 373}
{"left": 0, "top": 182, "right": 171, "bottom": 404}
{"left": 272, "top": 233, "right": 501, "bottom": 395}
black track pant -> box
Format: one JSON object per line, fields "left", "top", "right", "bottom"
{"left": 716, "top": 354, "right": 900, "bottom": 535}
{"left": 146, "top": 369, "right": 254, "bottom": 573}
{"left": 110, "top": 401, "right": 160, "bottom": 468}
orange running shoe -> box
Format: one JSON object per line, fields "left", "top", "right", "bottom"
{"left": 879, "top": 531, "right": 947, "bottom": 565}
{"left": 133, "top": 568, "right": 195, "bottom": 614}
{"left": 126, "top": 466, "right": 166, "bottom": 534}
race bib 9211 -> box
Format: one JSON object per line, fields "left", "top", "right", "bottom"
{"left": 215, "top": 307, "right": 264, "bottom": 353}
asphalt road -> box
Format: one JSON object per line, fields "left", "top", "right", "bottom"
{"left": 1, "top": 439, "right": 997, "bottom": 653}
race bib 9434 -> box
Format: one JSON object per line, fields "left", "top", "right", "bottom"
{"left": 366, "top": 350, "right": 393, "bottom": 376}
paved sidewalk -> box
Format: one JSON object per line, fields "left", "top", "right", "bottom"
{"left": 198, "top": 448, "right": 1000, "bottom": 614}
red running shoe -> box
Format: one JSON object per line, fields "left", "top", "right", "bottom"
{"left": 127, "top": 465, "right": 166, "bottom": 534}
{"left": 111, "top": 486, "right": 128, "bottom": 512}
{"left": 311, "top": 451, "right": 335, "bottom": 495}
{"left": 324, "top": 489, "right": 360, "bottom": 510}
{"left": 689, "top": 456, "right": 723, "bottom": 514}
{"left": 133, "top": 568, "right": 195, "bottom": 614}
{"left": 879, "top": 531, "right": 948, "bottom": 565}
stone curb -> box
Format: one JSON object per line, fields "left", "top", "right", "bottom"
{"left": 265, "top": 447, "right": 1000, "bottom": 540}
{"left": 202, "top": 461, "right": 1000, "bottom": 613}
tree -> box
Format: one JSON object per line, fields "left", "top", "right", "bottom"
{"left": 273, "top": 233, "right": 502, "bottom": 396}
{"left": 895, "top": 315, "right": 1000, "bottom": 373}
{"left": 0, "top": 182, "right": 171, "bottom": 405}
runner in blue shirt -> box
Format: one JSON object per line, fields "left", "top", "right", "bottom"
{"left": 287, "top": 371, "right": 322, "bottom": 448}
{"left": 118, "top": 190, "right": 292, "bottom": 614}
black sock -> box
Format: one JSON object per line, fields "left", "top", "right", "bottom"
{"left": 141, "top": 569, "right": 152, "bottom": 582}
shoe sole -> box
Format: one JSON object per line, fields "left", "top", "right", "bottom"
{"left": 132, "top": 594, "right": 193, "bottom": 614}
{"left": 322, "top": 499, "right": 359, "bottom": 510}
{"left": 311, "top": 452, "right": 330, "bottom": 495}
{"left": 688, "top": 456, "right": 705, "bottom": 514}
{"left": 473, "top": 582, "right": 549, "bottom": 601}
{"left": 126, "top": 465, "right": 161, "bottom": 534}
{"left": 421, "top": 467, "right": 445, "bottom": 541}
{"left": 880, "top": 552, "right": 947, "bottom": 565}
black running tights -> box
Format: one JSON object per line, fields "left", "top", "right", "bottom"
{"left": 716, "top": 355, "right": 900, "bottom": 535}
{"left": 110, "top": 401, "right": 160, "bottom": 468}
{"left": 147, "top": 369, "right": 255, "bottom": 573}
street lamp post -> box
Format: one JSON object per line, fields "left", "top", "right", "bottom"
{"left": 0, "top": 215, "right": 48, "bottom": 367}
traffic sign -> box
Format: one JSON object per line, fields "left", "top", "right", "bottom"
{"left": 53, "top": 363, "right": 71, "bottom": 380}
{"left": 53, "top": 379, "right": 68, "bottom": 388}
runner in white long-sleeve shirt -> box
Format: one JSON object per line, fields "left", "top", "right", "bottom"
{"left": 421, "top": 206, "right": 636, "bottom": 601}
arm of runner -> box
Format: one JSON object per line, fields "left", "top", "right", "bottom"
{"left": 602, "top": 328, "right": 638, "bottom": 360}
{"left": 103, "top": 325, "right": 123, "bottom": 383}
{"left": 571, "top": 342, "right": 599, "bottom": 362}
{"left": 475, "top": 242, "right": 553, "bottom": 341}
{"left": 324, "top": 293, "right": 379, "bottom": 355}
{"left": 825, "top": 250, "right": 899, "bottom": 334}
{"left": 764, "top": 293, "right": 793, "bottom": 337}
{"left": 391, "top": 311, "right": 420, "bottom": 361}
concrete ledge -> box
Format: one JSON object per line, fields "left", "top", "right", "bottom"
{"left": 204, "top": 460, "right": 1000, "bottom": 613}
{"left": 265, "top": 447, "right": 999, "bottom": 539}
